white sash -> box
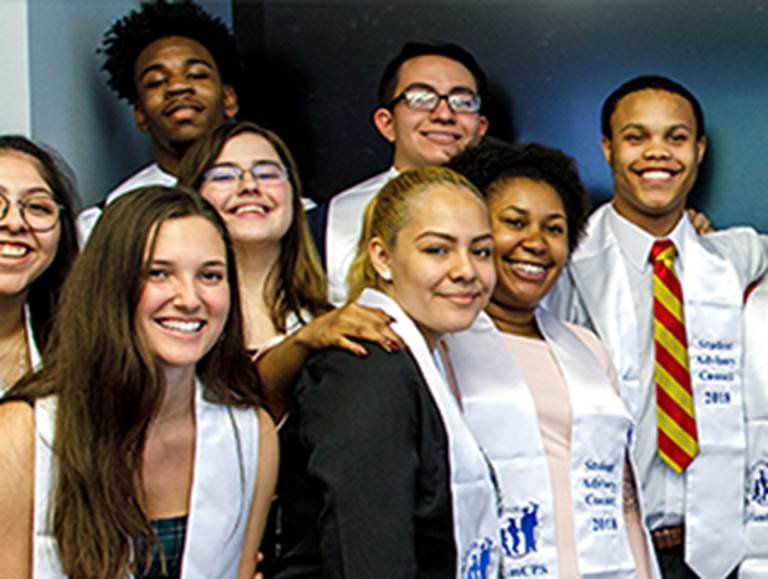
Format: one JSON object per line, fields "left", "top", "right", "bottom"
{"left": 740, "top": 278, "right": 768, "bottom": 578}
{"left": 568, "top": 205, "right": 746, "bottom": 578}
{"left": 357, "top": 289, "right": 501, "bottom": 579}
{"left": 33, "top": 380, "right": 259, "bottom": 578}
{"left": 326, "top": 168, "right": 398, "bottom": 305}
{"left": 447, "top": 310, "right": 645, "bottom": 578}
{"left": 25, "top": 303, "right": 41, "bottom": 370}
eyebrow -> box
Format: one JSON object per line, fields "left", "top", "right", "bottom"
{"left": 414, "top": 231, "right": 494, "bottom": 243}
{"left": 618, "top": 122, "right": 693, "bottom": 134}
{"left": 502, "top": 205, "right": 566, "bottom": 219}
{"left": 0, "top": 186, "right": 54, "bottom": 197}
{"left": 148, "top": 258, "right": 226, "bottom": 267}
{"left": 137, "top": 58, "right": 214, "bottom": 81}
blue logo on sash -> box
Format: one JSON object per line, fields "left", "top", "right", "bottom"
{"left": 501, "top": 501, "right": 540, "bottom": 559}
{"left": 748, "top": 460, "right": 768, "bottom": 512}
{"left": 462, "top": 537, "right": 494, "bottom": 579}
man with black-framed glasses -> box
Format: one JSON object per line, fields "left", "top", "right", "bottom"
{"left": 317, "top": 40, "right": 489, "bottom": 305}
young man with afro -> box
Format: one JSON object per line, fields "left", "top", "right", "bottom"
{"left": 77, "top": 0, "right": 240, "bottom": 242}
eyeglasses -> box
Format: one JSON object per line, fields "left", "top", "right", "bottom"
{"left": 388, "top": 83, "right": 482, "bottom": 114}
{"left": 203, "top": 161, "right": 289, "bottom": 191}
{"left": 0, "top": 192, "right": 61, "bottom": 232}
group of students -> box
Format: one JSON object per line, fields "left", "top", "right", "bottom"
{"left": 2, "top": 1, "right": 768, "bottom": 579}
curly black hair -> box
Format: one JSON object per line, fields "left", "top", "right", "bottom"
{"left": 100, "top": 0, "right": 241, "bottom": 103}
{"left": 447, "top": 138, "right": 592, "bottom": 252}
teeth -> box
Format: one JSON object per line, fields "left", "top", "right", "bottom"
{"left": 234, "top": 204, "right": 267, "bottom": 215}
{"left": 512, "top": 262, "right": 546, "bottom": 275}
{"left": 641, "top": 170, "right": 673, "bottom": 180}
{"left": 0, "top": 243, "right": 29, "bottom": 258}
{"left": 423, "top": 132, "right": 458, "bottom": 142}
{"left": 158, "top": 319, "right": 203, "bottom": 333}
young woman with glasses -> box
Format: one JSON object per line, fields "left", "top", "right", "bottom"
{"left": 178, "top": 120, "right": 403, "bottom": 420}
{"left": 0, "top": 136, "right": 78, "bottom": 392}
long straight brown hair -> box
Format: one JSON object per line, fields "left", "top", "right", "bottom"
{"left": 178, "top": 120, "right": 331, "bottom": 332}
{"left": 7, "top": 186, "right": 261, "bottom": 578}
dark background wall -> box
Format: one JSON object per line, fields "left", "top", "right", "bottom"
{"left": 232, "top": 0, "right": 768, "bottom": 231}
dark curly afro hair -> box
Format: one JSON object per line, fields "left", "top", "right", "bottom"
{"left": 447, "top": 138, "right": 592, "bottom": 252}
{"left": 100, "top": 0, "right": 241, "bottom": 103}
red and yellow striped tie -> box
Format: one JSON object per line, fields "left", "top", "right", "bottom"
{"left": 651, "top": 239, "right": 698, "bottom": 473}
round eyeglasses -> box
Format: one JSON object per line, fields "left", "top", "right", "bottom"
{"left": 0, "top": 192, "right": 62, "bottom": 232}
{"left": 203, "top": 161, "right": 289, "bottom": 191}
{"left": 388, "top": 83, "right": 482, "bottom": 114}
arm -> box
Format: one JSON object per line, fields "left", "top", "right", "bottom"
{"left": 0, "top": 402, "right": 35, "bottom": 578}
{"left": 257, "top": 304, "right": 403, "bottom": 421}
{"left": 238, "top": 407, "right": 279, "bottom": 579}
{"left": 297, "top": 348, "right": 422, "bottom": 578}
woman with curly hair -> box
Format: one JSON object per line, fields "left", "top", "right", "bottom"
{"left": 447, "top": 139, "right": 657, "bottom": 578}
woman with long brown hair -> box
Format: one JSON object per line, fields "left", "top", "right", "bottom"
{"left": 0, "top": 135, "right": 78, "bottom": 391}
{"left": 178, "top": 121, "right": 402, "bottom": 419}
{"left": 0, "top": 187, "right": 277, "bottom": 578}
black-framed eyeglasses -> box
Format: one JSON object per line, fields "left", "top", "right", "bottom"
{"left": 0, "top": 191, "right": 61, "bottom": 232}
{"left": 388, "top": 83, "right": 482, "bottom": 114}
{"left": 203, "top": 161, "right": 289, "bottom": 190}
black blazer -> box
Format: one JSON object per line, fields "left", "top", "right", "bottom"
{"left": 267, "top": 343, "right": 456, "bottom": 578}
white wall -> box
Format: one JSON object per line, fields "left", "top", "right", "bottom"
{"left": 24, "top": 0, "right": 232, "bottom": 207}
{"left": 0, "top": 0, "right": 31, "bottom": 135}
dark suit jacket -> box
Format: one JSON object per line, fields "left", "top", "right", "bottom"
{"left": 267, "top": 343, "right": 456, "bottom": 578}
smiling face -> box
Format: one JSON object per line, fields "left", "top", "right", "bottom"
{"left": 370, "top": 184, "right": 495, "bottom": 347}
{"left": 602, "top": 88, "right": 706, "bottom": 236}
{"left": 133, "top": 36, "right": 238, "bottom": 159}
{"left": 0, "top": 151, "right": 62, "bottom": 300}
{"left": 198, "top": 131, "right": 293, "bottom": 248}
{"left": 373, "top": 55, "right": 488, "bottom": 171}
{"left": 136, "top": 215, "right": 230, "bottom": 373}
{"left": 488, "top": 177, "right": 569, "bottom": 315}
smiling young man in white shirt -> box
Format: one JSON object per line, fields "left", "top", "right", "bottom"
{"left": 547, "top": 75, "right": 768, "bottom": 578}
{"left": 318, "top": 41, "right": 490, "bottom": 305}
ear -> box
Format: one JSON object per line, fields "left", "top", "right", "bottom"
{"left": 222, "top": 85, "right": 239, "bottom": 119}
{"left": 368, "top": 236, "right": 392, "bottom": 282}
{"left": 696, "top": 135, "right": 707, "bottom": 165}
{"left": 600, "top": 135, "right": 613, "bottom": 165}
{"left": 372, "top": 107, "right": 396, "bottom": 144}
{"left": 132, "top": 102, "right": 149, "bottom": 133}
{"left": 476, "top": 115, "right": 489, "bottom": 140}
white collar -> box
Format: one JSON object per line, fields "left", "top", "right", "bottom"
{"left": 607, "top": 204, "right": 689, "bottom": 274}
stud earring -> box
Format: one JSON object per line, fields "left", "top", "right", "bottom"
{"left": 380, "top": 270, "right": 392, "bottom": 282}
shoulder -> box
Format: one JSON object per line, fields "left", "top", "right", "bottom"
{"left": 296, "top": 345, "right": 424, "bottom": 422}
{"left": 0, "top": 401, "right": 35, "bottom": 447}
{"left": 330, "top": 169, "right": 395, "bottom": 203}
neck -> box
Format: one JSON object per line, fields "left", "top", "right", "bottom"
{"left": 485, "top": 298, "right": 542, "bottom": 339}
{"left": 154, "top": 365, "right": 196, "bottom": 425}
{"left": 152, "top": 143, "right": 186, "bottom": 177}
{"left": 235, "top": 240, "right": 281, "bottom": 347}
{"left": 0, "top": 294, "right": 26, "bottom": 339}
{"left": 612, "top": 199, "right": 684, "bottom": 238}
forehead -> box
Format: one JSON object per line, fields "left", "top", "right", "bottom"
{"left": 215, "top": 132, "right": 281, "bottom": 163}
{"left": 400, "top": 184, "right": 488, "bottom": 236}
{"left": 610, "top": 89, "right": 697, "bottom": 133}
{"left": 149, "top": 215, "right": 226, "bottom": 259}
{"left": 134, "top": 35, "right": 219, "bottom": 78}
{"left": 395, "top": 55, "right": 478, "bottom": 94}
{"left": 490, "top": 177, "right": 566, "bottom": 214}
{"left": 0, "top": 151, "right": 48, "bottom": 188}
